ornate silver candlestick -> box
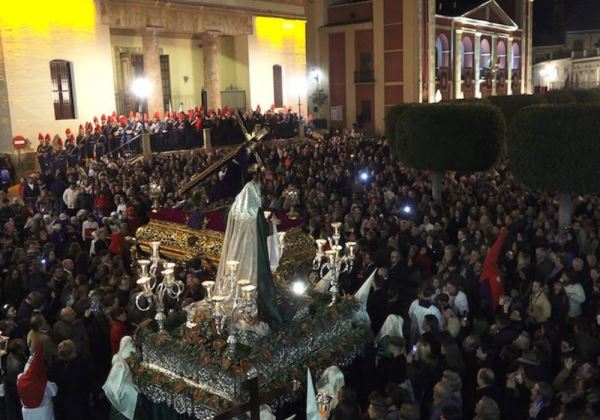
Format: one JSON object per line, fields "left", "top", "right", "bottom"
{"left": 313, "top": 222, "right": 356, "bottom": 305}
{"left": 134, "top": 242, "right": 184, "bottom": 331}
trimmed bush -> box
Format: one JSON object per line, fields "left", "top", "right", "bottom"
{"left": 486, "top": 95, "right": 547, "bottom": 126}
{"left": 508, "top": 104, "right": 600, "bottom": 194}
{"left": 393, "top": 102, "right": 506, "bottom": 172}
{"left": 570, "top": 89, "right": 600, "bottom": 104}
{"left": 544, "top": 89, "right": 576, "bottom": 104}
{"left": 385, "top": 103, "right": 413, "bottom": 144}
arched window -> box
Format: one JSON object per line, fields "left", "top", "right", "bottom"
{"left": 512, "top": 43, "right": 521, "bottom": 70}
{"left": 480, "top": 39, "right": 491, "bottom": 69}
{"left": 461, "top": 36, "right": 474, "bottom": 69}
{"left": 50, "top": 60, "right": 76, "bottom": 120}
{"left": 461, "top": 36, "right": 473, "bottom": 80}
{"left": 497, "top": 40, "right": 507, "bottom": 70}
{"left": 435, "top": 34, "right": 450, "bottom": 79}
{"left": 480, "top": 38, "right": 491, "bottom": 79}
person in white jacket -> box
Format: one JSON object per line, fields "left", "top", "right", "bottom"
{"left": 61, "top": 183, "right": 79, "bottom": 215}
{"left": 562, "top": 272, "right": 586, "bottom": 318}
{"left": 445, "top": 277, "right": 469, "bottom": 316}
{"left": 408, "top": 286, "right": 442, "bottom": 339}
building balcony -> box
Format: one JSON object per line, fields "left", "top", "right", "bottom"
{"left": 354, "top": 70, "right": 374, "bottom": 83}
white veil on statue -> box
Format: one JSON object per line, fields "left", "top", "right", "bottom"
{"left": 214, "top": 180, "right": 262, "bottom": 304}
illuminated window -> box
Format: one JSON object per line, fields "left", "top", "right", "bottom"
{"left": 50, "top": 60, "right": 75, "bottom": 120}
{"left": 497, "top": 40, "right": 507, "bottom": 70}
{"left": 480, "top": 38, "right": 491, "bottom": 79}
{"left": 461, "top": 36, "right": 474, "bottom": 79}
{"left": 512, "top": 43, "right": 521, "bottom": 69}
{"left": 435, "top": 34, "right": 450, "bottom": 80}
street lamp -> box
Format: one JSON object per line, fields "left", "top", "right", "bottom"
{"left": 293, "top": 74, "right": 307, "bottom": 117}
{"left": 131, "top": 77, "right": 152, "bottom": 157}
{"left": 131, "top": 77, "right": 152, "bottom": 113}
{"left": 293, "top": 74, "right": 307, "bottom": 138}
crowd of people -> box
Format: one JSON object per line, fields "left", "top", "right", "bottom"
{"left": 1, "top": 128, "right": 600, "bottom": 420}
{"left": 33, "top": 106, "right": 300, "bottom": 176}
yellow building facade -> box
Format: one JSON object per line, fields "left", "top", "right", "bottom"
{"left": 0, "top": 0, "right": 307, "bottom": 153}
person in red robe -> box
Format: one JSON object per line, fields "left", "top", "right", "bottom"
{"left": 17, "top": 349, "right": 58, "bottom": 419}
{"left": 480, "top": 226, "right": 509, "bottom": 312}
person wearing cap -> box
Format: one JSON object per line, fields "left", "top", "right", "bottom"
{"left": 36, "top": 133, "right": 45, "bottom": 170}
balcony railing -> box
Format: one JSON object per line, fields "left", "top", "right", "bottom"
{"left": 354, "top": 70, "right": 374, "bottom": 83}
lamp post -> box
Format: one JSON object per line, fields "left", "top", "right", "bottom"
{"left": 131, "top": 77, "right": 152, "bottom": 158}
{"left": 293, "top": 74, "right": 307, "bottom": 138}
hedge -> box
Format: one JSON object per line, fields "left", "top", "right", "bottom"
{"left": 394, "top": 103, "right": 506, "bottom": 172}
{"left": 486, "top": 95, "right": 547, "bottom": 126}
{"left": 570, "top": 89, "right": 600, "bottom": 104}
{"left": 544, "top": 89, "right": 576, "bottom": 104}
{"left": 508, "top": 104, "right": 600, "bottom": 193}
{"left": 385, "top": 103, "right": 413, "bottom": 144}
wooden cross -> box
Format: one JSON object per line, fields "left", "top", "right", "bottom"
{"left": 213, "top": 375, "right": 290, "bottom": 420}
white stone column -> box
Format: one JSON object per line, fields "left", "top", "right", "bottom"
{"left": 507, "top": 37, "right": 513, "bottom": 95}
{"left": 0, "top": 29, "right": 13, "bottom": 153}
{"left": 454, "top": 29, "right": 462, "bottom": 99}
{"left": 201, "top": 31, "right": 221, "bottom": 110}
{"left": 142, "top": 29, "right": 165, "bottom": 115}
{"left": 491, "top": 34, "right": 497, "bottom": 96}
{"left": 474, "top": 33, "right": 481, "bottom": 98}
{"left": 526, "top": 0, "right": 534, "bottom": 93}
{"left": 428, "top": 0, "right": 436, "bottom": 102}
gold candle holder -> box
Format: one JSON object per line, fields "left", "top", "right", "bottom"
{"left": 332, "top": 245, "right": 343, "bottom": 258}
{"left": 325, "top": 249, "right": 337, "bottom": 265}
{"left": 138, "top": 259, "right": 150, "bottom": 277}
{"left": 161, "top": 269, "right": 175, "bottom": 285}
{"left": 345, "top": 241, "right": 357, "bottom": 257}
{"left": 315, "top": 239, "right": 327, "bottom": 255}
{"left": 149, "top": 241, "right": 161, "bottom": 258}
{"left": 226, "top": 260, "right": 240, "bottom": 274}
{"left": 137, "top": 276, "right": 152, "bottom": 294}
{"left": 202, "top": 280, "right": 215, "bottom": 299}
{"left": 331, "top": 222, "right": 342, "bottom": 236}
{"left": 211, "top": 295, "right": 225, "bottom": 316}
{"left": 240, "top": 284, "right": 256, "bottom": 301}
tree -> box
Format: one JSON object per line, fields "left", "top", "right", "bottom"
{"left": 544, "top": 89, "right": 576, "bottom": 104}
{"left": 570, "top": 89, "right": 600, "bottom": 104}
{"left": 509, "top": 104, "right": 600, "bottom": 228}
{"left": 486, "top": 95, "right": 547, "bottom": 127}
{"left": 384, "top": 104, "right": 413, "bottom": 149}
{"left": 394, "top": 103, "right": 506, "bottom": 203}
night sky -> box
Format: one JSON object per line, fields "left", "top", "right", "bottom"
{"left": 533, "top": 0, "right": 600, "bottom": 45}
{"left": 439, "top": 0, "right": 600, "bottom": 47}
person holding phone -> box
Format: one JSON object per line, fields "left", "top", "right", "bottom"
{"left": 528, "top": 382, "right": 554, "bottom": 419}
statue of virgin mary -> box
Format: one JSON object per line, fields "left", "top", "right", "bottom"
{"left": 213, "top": 177, "right": 282, "bottom": 329}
